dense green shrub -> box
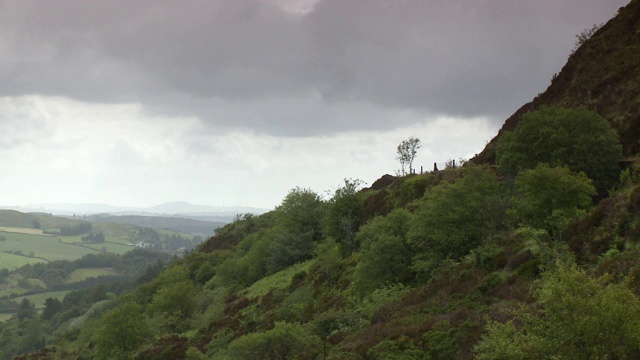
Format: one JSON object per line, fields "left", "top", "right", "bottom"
{"left": 353, "top": 208, "right": 414, "bottom": 295}
{"left": 409, "top": 165, "right": 508, "bottom": 277}
{"left": 496, "top": 106, "right": 622, "bottom": 194}
{"left": 475, "top": 261, "right": 640, "bottom": 359}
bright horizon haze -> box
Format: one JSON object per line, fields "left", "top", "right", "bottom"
{"left": 0, "top": 0, "right": 628, "bottom": 210}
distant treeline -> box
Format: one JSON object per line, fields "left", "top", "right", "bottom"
{"left": 13, "top": 249, "right": 172, "bottom": 290}
{"left": 54, "top": 222, "right": 92, "bottom": 236}
{"left": 81, "top": 231, "right": 105, "bottom": 243}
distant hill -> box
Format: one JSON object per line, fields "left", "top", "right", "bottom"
{"left": 1, "top": 201, "right": 268, "bottom": 217}
{"left": 84, "top": 214, "right": 225, "bottom": 237}
{"left": 473, "top": 1, "right": 640, "bottom": 164}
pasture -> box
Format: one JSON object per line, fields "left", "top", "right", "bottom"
{"left": 0, "top": 227, "right": 44, "bottom": 235}
{"left": 65, "top": 268, "right": 120, "bottom": 284}
{"left": 0, "top": 276, "right": 28, "bottom": 298}
{"left": 15, "top": 290, "right": 70, "bottom": 309}
{"left": 0, "top": 252, "right": 46, "bottom": 270}
{"left": 0, "top": 232, "right": 98, "bottom": 264}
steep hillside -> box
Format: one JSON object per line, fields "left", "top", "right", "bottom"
{"left": 473, "top": 0, "right": 640, "bottom": 163}
{"left": 6, "top": 3, "right": 640, "bottom": 360}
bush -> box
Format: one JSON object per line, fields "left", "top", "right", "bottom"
{"left": 223, "top": 322, "right": 321, "bottom": 360}
{"left": 475, "top": 260, "right": 640, "bottom": 359}
{"left": 409, "top": 165, "right": 508, "bottom": 277}
{"left": 353, "top": 208, "right": 414, "bottom": 295}
{"left": 496, "top": 106, "right": 622, "bottom": 194}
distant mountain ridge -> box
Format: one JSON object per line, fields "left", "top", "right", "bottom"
{"left": 0, "top": 201, "right": 268, "bottom": 217}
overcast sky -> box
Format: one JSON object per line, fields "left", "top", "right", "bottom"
{"left": 0, "top": 0, "right": 628, "bottom": 210}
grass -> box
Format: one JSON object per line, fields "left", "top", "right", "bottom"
{"left": 15, "top": 291, "right": 71, "bottom": 309}
{"left": 0, "top": 314, "right": 13, "bottom": 323}
{"left": 244, "top": 259, "right": 315, "bottom": 299}
{"left": 0, "top": 227, "right": 44, "bottom": 235}
{"left": 66, "top": 268, "right": 120, "bottom": 284}
{"left": 0, "top": 252, "right": 46, "bottom": 270}
{"left": 0, "top": 232, "right": 98, "bottom": 263}
{"left": 0, "top": 276, "right": 28, "bottom": 298}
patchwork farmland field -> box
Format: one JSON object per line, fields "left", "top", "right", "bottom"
{"left": 0, "top": 231, "right": 98, "bottom": 263}
{"left": 15, "top": 291, "right": 71, "bottom": 310}
{"left": 65, "top": 268, "right": 120, "bottom": 284}
{"left": 0, "top": 227, "right": 43, "bottom": 235}
{"left": 0, "top": 251, "right": 45, "bottom": 270}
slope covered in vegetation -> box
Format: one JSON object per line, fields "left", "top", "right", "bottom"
{"left": 7, "top": 1, "right": 640, "bottom": 359}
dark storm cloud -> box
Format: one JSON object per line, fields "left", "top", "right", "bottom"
{"left": 0, "top": 0, "right": 627, "bottom": 135}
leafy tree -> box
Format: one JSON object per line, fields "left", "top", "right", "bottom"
{"left": 510, "top": 164, "right": 595, "bottom": 236}
{"left": 496, "top": 106, "right": 622, "bottom": 194}
{"left": 223, "top": 321, "right": 321, "bottom": 360}
{"left": 150, "top": 281, "right": 198, "bottom": 318}
{"left": 323, "top": 178, "right": 365, "bottom": 255}
{"left": 275, "top": 187, "right": 324, "bottom": 240}
{"left": 94, "top": 300, "right": 150, "bottom": 359}
{"left": 267, "top": 231, "right": 315, "bottom": 274}
{"left": 41, "top": 298, "right": 63, "bottom": 321}
{"left": 409, "top": 166, "right": 507, "bottom": 277}
{"left": 396, "top": 137, "right": 421, "bottom": 175}
{"left": 17, "top": 299, "right": 36, "bottom": 321}
{"left": 354, "top": 208, "right": 414, "bottom": 295}
{"left": 214, "top": 232, "right": 272, "bottom": 288}
{"left": 58, "top": 222, "right": 92, "bottom": 236}
{"left": 266, "top": 187, "right": 325, "bottom": 273}
{"left": 475, "top": 261, "right": 640, "bottom": 359}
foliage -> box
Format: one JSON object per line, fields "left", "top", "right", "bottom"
{"left": 274, "top": 187, "right": 324, "bottom": 240}
{"left": 94, "top": 300, "right": 150, "bottom": 359}
{"left": 510, "top": 164, "right": 596, "bottom": 236}
{"left": 57, "top": 222, "right": 92, "bottom": 236}
{"left": 323, "top": 178, "right": 365, "bottom": 255}
{"left": 572, "top": 23, "right": 603, "bottom": 54}
{"left": 41, "top": 297, "right": 63, "bottom": 321}
{"left": 81, "top": 231, "right": 105, "bottom": 244}
{"left": 221, "top": 321, "right": 321, "bottom": 360}
{"left": 17, "top": 298, "right": 36, "bottom": 321}
{"left": 475, "top": 260, "right": 640, "bottom": 359}
{"left": 366, "top": 336, "right": 425, "bottom": 359}
{"left": 393, "top": 173, "right": 441, "bottom": 208}
{"left": 396, "top": 137, "right": 421, "bottom": 176}
{"left": 354, "top": 208, "right": 414, "bottom": 295}
{"left": 358, "top": 283, "right": 411, "bottom": 318}
{"left": 150, "top": 281, "right": 198, "bottom": 318}
{"left": 496, "top": 106, "right": 622, "bottom": 193}
{"left": 213, "top": 231, "right": 272, "bottom": 289}
{"left": 409, "top": 165, "right": 507, "bottom": 277}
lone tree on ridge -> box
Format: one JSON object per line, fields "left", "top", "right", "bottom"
{"left": 396, "top": 137, "right": 421, "bottom": 176}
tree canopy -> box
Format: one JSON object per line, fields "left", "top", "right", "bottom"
{"left": 396, "top": 137, "right": 421, "bottom": 176}
{"left": 475, "top": 261, "right": 640, "bottom": 359}
{"left": 496, "top": 106, "right": 622, "bottom": 193}
{"left": 510, "top": 164, "right": 596, "bottom": 235}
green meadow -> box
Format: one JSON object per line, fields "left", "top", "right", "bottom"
{"left": 0, "top": 252, "right": 46, "bottom": 271}
{"left": 0, "top": 276, "right": 28, "bottom": 298}
{"left": 15, "top": 291, "right": 71, "bottom": 310}
{"left": 0, "top": 231, "right": 98, "bottom": 262}
{"left": 65, "top": 268, "right": 120, "bottom": 284}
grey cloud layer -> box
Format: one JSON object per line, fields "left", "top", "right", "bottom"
{"left": 0, "top": 0, "right": 627, "bottom": 135}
